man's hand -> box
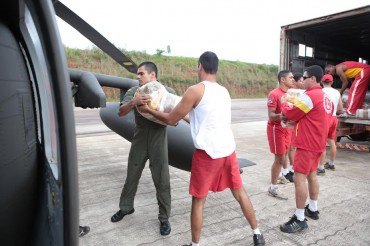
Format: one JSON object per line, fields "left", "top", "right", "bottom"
{"left": 118, "top": 92, "right": 151, "bottom": 117}
{"left": 133, "top": 93, "right": 151, "bottom": 106}
{"left": 137, "top": 103, "right": 150, "bottom": 113}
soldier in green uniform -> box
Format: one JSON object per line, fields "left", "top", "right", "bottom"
{"left": 111, "top": 62, "right": 175, "bottom": 236}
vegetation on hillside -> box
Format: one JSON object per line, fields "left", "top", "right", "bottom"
{"left": 66, "top": 47, "right": 278, "bottom": 99}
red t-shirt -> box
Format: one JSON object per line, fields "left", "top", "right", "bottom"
{"left": 267, "top": 87, "right": 286, "bottom": 126}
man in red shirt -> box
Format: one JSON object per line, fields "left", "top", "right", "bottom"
{"left": 317, "top": 74, "right": 343, "bottom": 175}
{"left": 266, "top": 70, "right": 294, "bottom": 199}
{"left": 325, "top": 61, "right": 370, "bottom": 115}
{"left": 280, "top": 65, "right": 333, "bottom": 233}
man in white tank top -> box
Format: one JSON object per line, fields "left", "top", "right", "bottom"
{"left": 317, "top": 74, "right": 343, "bottom": 174}
{"left": 138, "top": 51, "right": 265, "bottom": 246}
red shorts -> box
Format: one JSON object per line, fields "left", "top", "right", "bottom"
{"left": 189, "top": 150, "right": 242, "bottom": 198}
{"left": 293, "top": 148, "right": 321, "bottom": 175}
{"left": 328, "top": 116, "right": 338, "bottom": 140}
{"left": 267, "top": 124, "right": 292, "bottom": 155}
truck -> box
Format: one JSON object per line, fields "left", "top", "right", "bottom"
{"left": 279, "top": 5, "right": 370, "bottom": 150}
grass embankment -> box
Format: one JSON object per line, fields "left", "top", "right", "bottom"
{"left": 66, "top": 47, "right": 278, "bottom": 100}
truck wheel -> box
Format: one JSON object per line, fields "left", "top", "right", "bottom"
{"left": 348, "top": 132, "right": 370, "bottom": 141}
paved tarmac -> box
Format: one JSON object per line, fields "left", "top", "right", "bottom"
{"left": 76, "top": 109, "right": 370, "bottom": 246}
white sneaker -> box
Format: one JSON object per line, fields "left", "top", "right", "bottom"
{"left": 268, "top": 186, "right": 288, "bottom": 200}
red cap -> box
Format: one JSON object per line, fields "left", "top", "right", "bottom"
{"left": 322, "top": 74, "right": 333, "bottom": 82}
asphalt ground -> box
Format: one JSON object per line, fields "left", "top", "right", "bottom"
{"left": 75, "top": 101, "right": 370, "bottom": 246}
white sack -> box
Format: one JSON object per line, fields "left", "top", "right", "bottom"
{"left": 136, "top": 81, "right": 181, "bottom": 125}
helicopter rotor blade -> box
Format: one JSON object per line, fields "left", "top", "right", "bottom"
{"left": 54, "top": 1, "right": 137, "bottom": 74}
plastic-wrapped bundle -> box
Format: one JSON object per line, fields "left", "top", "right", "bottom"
{"left": 136, "top": 81, "right": 181, "bottom": 125}
{"left": 281, "top": 88, "right": 306, "bottom": 106}
{"left": 281, "top": 88, "right": 306, "bottom": 128}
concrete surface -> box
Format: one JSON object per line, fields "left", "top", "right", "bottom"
{"left": 76, "top": 115, "right": 370, "bottom": 246}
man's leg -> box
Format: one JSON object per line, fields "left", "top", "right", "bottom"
{"left": 319, "top": 150, "right": 326, "bottom": 166}
{"left": 231, "top": 187, "right": 257, "bottom": 229}
{"left": 328, "top": 138, "right": 337, "bottom": 164}
{"left": 271, "top": 154, "right": 285, "bottom": 184}
{"left": 288, "top": 145, "right": 296, "bottom": 175}
{"left": 317, "top": 150, "right": 326, "bottom": 176}
{"left": 148, "top": 128, "right": 171, "bottom": 222}
{"left": 231, "top": 187, "right": 265, "bottom": 245}
{"left": 346, "top": 71, "right": 369, "bottom": 114}
{"left": 280, "top": 171, "right": 309, "bottom": 233}
{"left": 281, "top": 129, "right": 292, "bottom": 180}
{"left": 268, "top": 154, "right": 288, "bottom": 199}
{"left": 149, "top": 161, "right": 171, "bottom": 222}
{"left": 267, "top": 125, "right": 288, "bottom": 186}
{"left": 280, "top": 148, "right": 316, "bottom": 233}
{"left": 191, "top": 196, "right": 206, "bottom": 244}
{"left": 307, "top": 171, "right": 319, "bottom": 201}
{"left": 294, "top": 172, "right": 308, "bottom": 209}
{"left": 288, "top": 146, "right": 294, "bottom": 168}
{"left": 119, "top": 142, "right": 147, "bottom": 212}
{"left": 305, "top": 170, "right": 320, "bottom": 220}
{"left": 282, "top": 152, "right": 294, "bottom": 182}
{"left": 288, "top": 146, "right": 295, "bottom": 173}
{"left": 325, "top": 117, "right": 338, "bottom": 170}
{"left": 111, "top": 144, "right": 147, "bottom": 222}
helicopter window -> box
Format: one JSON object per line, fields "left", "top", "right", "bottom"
{"left": 21, "top": 6, "right": 60, "bottom": 180}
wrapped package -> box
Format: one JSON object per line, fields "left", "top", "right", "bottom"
{"left": 281, "top": 88, "right": 306, "bottom": 106}
{"left": 136, "top": 81, "right": 181, "bottom": 125}
{"left": 280, "top": 88, "right": 306, "bottom": 128}
{"left": 356, "top": 109, "right": 370, "bottom": 119}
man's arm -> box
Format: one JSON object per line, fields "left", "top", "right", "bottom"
{"left": 267, "top": 108, "right": 282, "bottom": 121}
{"left": 336, "top": 64, "right": 349, "bottom": 95}
{"left": 138, "top": 85, "right": 201, "bottom": 126}
{"left": 282, "top": 104, "right": 306, "bottom": 122}
{"left": 118, "top": 100, "right": 135, "bottom": 117}
{"left": 182, "top": 114, "right": 190, "bottom": 124}
{"left": 337, "top": 95, "right": 344, "bottom": 114}
{"left": 282, "top": 93, "right": 313, "bottom": 122}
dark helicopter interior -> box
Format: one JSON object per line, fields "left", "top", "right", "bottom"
{"left": 0, "top": 0, "right": 80, "bottom": 245}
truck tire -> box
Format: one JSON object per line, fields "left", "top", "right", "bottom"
{"left": 348, "top": 132, "right": 370, "bottom": 141}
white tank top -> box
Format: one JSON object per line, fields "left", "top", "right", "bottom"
{"left": 189, "top": 81, "right": 236, "bottom": 159}
{"left": 322, "top": 87, "right": 340, "bottom": 116}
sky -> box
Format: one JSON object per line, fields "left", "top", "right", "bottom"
{"left": 56, "top": 0, "right": 369, "bottom": 65}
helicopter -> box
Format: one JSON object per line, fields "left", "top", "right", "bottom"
{"left": 0, "top": 0, "right": 196, "bottom": 245}
{"left": 0, "top": 0, "right": 253, "bottom": 245}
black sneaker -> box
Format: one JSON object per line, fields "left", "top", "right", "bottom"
{"left": 284, "top": 172, "right": 294, "bottom": 183}
{"left": 317, "top": 168, "right": 325, "bottom": 176}
{"left": 305, "top": 205, "right": 319, "bottom": 220}
{"left": 111, "top": 208, "right": 135, "bottom": 223}
{"left": 324, "top": 162, "right": 335, "bottom": 170}
{"left": 253, "top": 234, "right": 265, "bottom": 245}
{"left": 280, "top": 215, "right": 308, "bottom": 233}
{"left": 160, "top": 220, "right": 171, "bottom": 236}
{"left": 79, "top": 226, "right": 90, "bottom": 237}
